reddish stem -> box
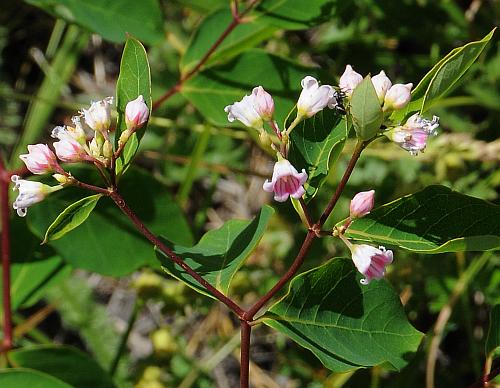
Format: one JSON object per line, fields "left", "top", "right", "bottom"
{"left": 0, "top": 158, "right": 12, "bottom": 352}
{"left": 240, "top": 320, "right": 251, "bottom": 388}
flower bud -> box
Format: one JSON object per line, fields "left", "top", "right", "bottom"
{"left": 119, "top": 129, "right": 132, "bottom": 146}
{"left": 383, "top": 83, "right": 413, "bottom": 111}
{"left": 252, "top": 86, "right": 274, "bottom": 121}
{"left": 19, "top": 144, "right": 58, "bottom": 175}
{"left": 297, "top": 76, "right": 337, "bottom": 119}
{"left": 259, "top": 130, "right": 271, "bottom": 147}
{"left": 102, "top": 140, "right": 113, "bottom": 159}
{"left": 81, "top": 97, "right": 113, "bottom": 133}
{"left": 263, "top": 158, "right": 308, "bottom": 202}
{"left": 371, "top": 70, "right": 392, "bottom": 104}
{"left": 89, "top": 137, "right": 102, "bottom": 158}
{"left": 339, "top": 65, "right": 363, "bottom": 97}
{"left": 11, "top": 175, "right": 62, "bottom": 217}
{"left": 350, "top": 190, "right": 375, "bottom": 218}
{"left": 125, "top": 95, "right": 149, "bottom": 129}
{"left": 52, "top": 173, "right": 71, "bottom": 185}
{"left": 53, "top": 139, "right": 86, "bottom": 162}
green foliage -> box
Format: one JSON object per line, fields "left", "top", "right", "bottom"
{"left": 350, "top": 75, "right": 383, "bottom": 140}
{"left": 8, "top": 345, "right": 116, "bottom": 388}
{"left": 25, "top": 0, "right": 164, "bottom": 44}
{"left": 115, "top": 36, "right": 152, "bottom": 176}
{"left": 289, "top": 110, "right": 348, "bottom": 200}
{"left": 486, "top": 304, "right": 500, "bottom": 358}
{"left": 42, "top": 194, "right": 102, "bottom": 243}
{"left": 263, "top": 258, "right": 423, "bottom": 372}
{"left": 0, "top": 369, "right": 72, "bottom": 388}
{"left": 345, "top": 185, "right": 500, "bottom": 252}
{"left": 157, "top": 206, "right": 274, "bottom": 298}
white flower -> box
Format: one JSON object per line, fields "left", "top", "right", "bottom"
{"left": 224, "top": 94, "right": 263, "bottom": 129}
{"left": 384, "top": 83, "right": 413, "bottom": 110}
{"left": 350, "top": 244, "right": 393, "bottom": 285}
{"left": 297, "top": 76, "right": 337, "bottom": 118}
{"left": 53, "top": 138, "right": 86, "bottom": 162}
{"left": 81, "top": 97, "right": 113, "bottom": 132}
{"left": 371, "top": 70, "right": 392, "bottom": 104}
{"left": 263, "top": 159, "right": 308, "bottom": 202}
{"left": 11, "top": 175, "right": 61, "bottom": 217}
{"left": 339, "top": 65, "right": 363, "bottom": 97}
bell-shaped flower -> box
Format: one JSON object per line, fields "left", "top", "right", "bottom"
{"left": 81, "top": 97, "right": 113, "bottom": 133}
{"left": 125, "top": 95, "right": 149, "bottom": 129}
{"left": 383, "top": 83, "right": 413, "bottom": 110}
{"left": 51, "top": 121, "right": 86, "bottom": 145}
{"left": 371, "top": 70, "right": 392, "bottom": 104}
{"left": 350, "top": 244, "right": 393, "bottom": 285}
{"left": 19, "top": 144, "right": 58, "bottom": 175}
{"left": 350, "top": 190, "right": 375, "bottom": 218}
{"left": 263, "top": 158, "right": 308, "bottom": 202}
{"left": 339, "top": 65, "right": 363, "bottom": 97}
{"left": 11, "top": 175, "right": 62, "bottom": 217}
{"left": 297, "top": 76, "right": 337, "bottom": 118}
{"left": 53, "top": 138, "right": 86, "bottom": 162}
{"left": 386, "top": 113, "right": 439, "bottom": 155}
{"left": 225, "top": 94, "right": 264, "bottom": 130}
{"left": 252, "top": 86, "right": 274, "bottom": 121}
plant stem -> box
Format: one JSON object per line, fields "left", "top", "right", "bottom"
{"left": 240, "top": 320, "right": 251, "bottom": 388}
{"left": 151, "top": 0, "right": 259, "bottom": 111}
{"left": 0, "top": 158, "right": 12, "bottom": 352}
{"left": 109, "top": 190, "right": 245, "bottom": 318}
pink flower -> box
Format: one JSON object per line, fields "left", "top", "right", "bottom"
{"left": 350, "top": 244, "right": 393, "bottom": 285}
{"left": 225, "top": 94, "right": 263, "bottom": 130}
{"left": 263, "top": 159, "right": 308, "bottom": 202}
{"left": 384, "top": 83, "right": 413, "bottom": 110}
{"left": 350, "top": 190, "right": 375, "bottom": 218}
{"left": 252, "top": 86, "right": 274, "bottom": 121}
{"left": 19, "top": 144, "right": 58, "bottom": 175}
{"left": 297, "top": 76, "right": 337, "bottom": 118}
{"left": 125, "top": 95, "right": 149, "bottom": 129}
{"left": 339, "top": 65, "right": 363, "bottom": 97}
{"left": 53, "top": 138, "right": 86, "bottom": 162}
{"left": 387, "top": 113, "right": 439, "bottom": 155}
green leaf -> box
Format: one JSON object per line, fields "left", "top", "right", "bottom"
{"left": 181, "top": 50, "right": 317, "bottom": 126}
{"left": 350, "top": 75, "right": 383, "bottom": 140}
{"left": 252, "top": 0, "right": 337, "bottom": 30}
{"left": 8, "top": 345, "right": 116, "bottom": 388}
{"left": 181, "top": 8, "right": 277, "bottom": 75}
{"left": 25, "top": 0, "right": 164, "bottom": 44}
{"left": 345, "top": 185, "right": 500, "bottom": 253}
{"left": 263, "top": 258, "right": 423, "bottom": 372}
{"left": 42, "top": 194, "right": 102, "bottom": 244}
{"left": 486, "top": 304, "right": 500, "bottom": 358}
{"left": 289, "top": 110, "right": 348, "bottom": 200}
{"left": 0, "top": 369, "right": 71, "bottom": 388}
{"left": 115, "top": 36, "right": 152, "bottom": 176}
{"left": 27, "top": 168, "right": 193, "bottom": 276}
{"left": 157, "top": 206, "right": 274, "bottom": 298}
{"left": 391, "top": 28, "right": 496, "bottom": 122}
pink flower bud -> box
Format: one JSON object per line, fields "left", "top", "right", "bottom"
{"left": 350, "top": 244, "right": 393, "bottom": 285}
{"left": 339, "top": 65, "right": 363, "bottom": 97}
{"left": 384, "top": 83, "right": 413, "bottom": 110}
{"left": 297, "top": 76, "right": 337, "bottom": 118}
{"left": 371, "top": 70, "right": 392, "bottom": 104}
{"left": 263, "top": 159, "right": 308, "bottom": 202}
{"left": 19, "top": 144, "right": 58, "bottom": 175}
{"left": 11, "top": 175, "right": 61, "bottom": 217}
{"left": 81, "top": 97, "right": 113, "bottom": 132}
{"left": 251, "top": 86, "right": 274, "bottom": 121}
{"left": 53, "top": 138, "right": 86, "bottom": 162}
{"left": 350, "top": 190, "right": 375, "bottom": 218}
{"left": 386, "top": 113, "right": 439, "bottom": 155}
{"left": 125, "top": 95, "right": 149, "bottom": 129}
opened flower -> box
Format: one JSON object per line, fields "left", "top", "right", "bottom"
{"left": 81, "top": 97, "right": 113, "bottom": 133}
{"left": 224, "top": 86, "right": 274, "bottom": 130}
{"left": 349, "top": 243, "right": 393, "bottom": 285}
{"left": 19, "top": 144, "right": 59, "bottom": 175}
{"left": 386, "top": 113, "right": 439, "bottom": 155}
{"left": 11, "top": 175, "right": 62, "bottom": 217}
{"left": 263, "top": 159, "right": 307, "bottom": 202}
{"left": 297, "top": 76, "right": 337, "bottom": 118}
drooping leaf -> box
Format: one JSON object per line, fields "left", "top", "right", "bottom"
{"left": 289, "top": 109, "right": 348, "bottom": 200}
{"left": 8, "top": 346, "right": 116, "bottom": 388}
{"left": 42, "top": 194, "right": 102, "bottom": 244}
{"left": 345, "top": 185, "right": 500, "bottom": 253}
{"left": 391, "top": 28, "right": 495, "bottom": 122}
{"left": 25, "top": 0, "right": 164, "bottom": 44}
{"left": 181, "top": 50, "right": 317, "bottom": 126}
{"left": 181, "top": 8, "right": 277, "bottom": 75}
{"left": 486, "top": 304, "right": 500, "bottom": 358}
{"left": 27, "top": 168, "right": 193, "bottom": 276}
{"left": 0, "top": 369, "right": 71, "bottom": 388}
{"left": 115, "top": 36, "right": 152, "bottom": 176}
{"left": 350, "top": 75, "right": 383, "bottom": 140}
{"left": 263, "top": 258, "right": 423, "bottom": 372}
{"left": 157, "top": 206, "right": 274, "bottom": 298}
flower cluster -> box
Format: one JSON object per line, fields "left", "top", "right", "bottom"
{"left": 12, "top": 96, "right": 149, "bottom": 217}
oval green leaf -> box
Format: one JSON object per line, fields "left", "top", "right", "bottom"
{"left": 42, "top": 194, "right": 103, "bottom": 244}
{"left": 350, "top": 75, "right": 383, "bottom": 140}
{"left": 345, "top": 185, "right": 500, "bottom": 253}
{"left": 157, "top": 205, "right": 274, "bottom": 298}
{"left": 0, "top": 368, "right": 72, "bottom": 388}
{"left": 263, "top": 258, "right": 423, "bottom": 372}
